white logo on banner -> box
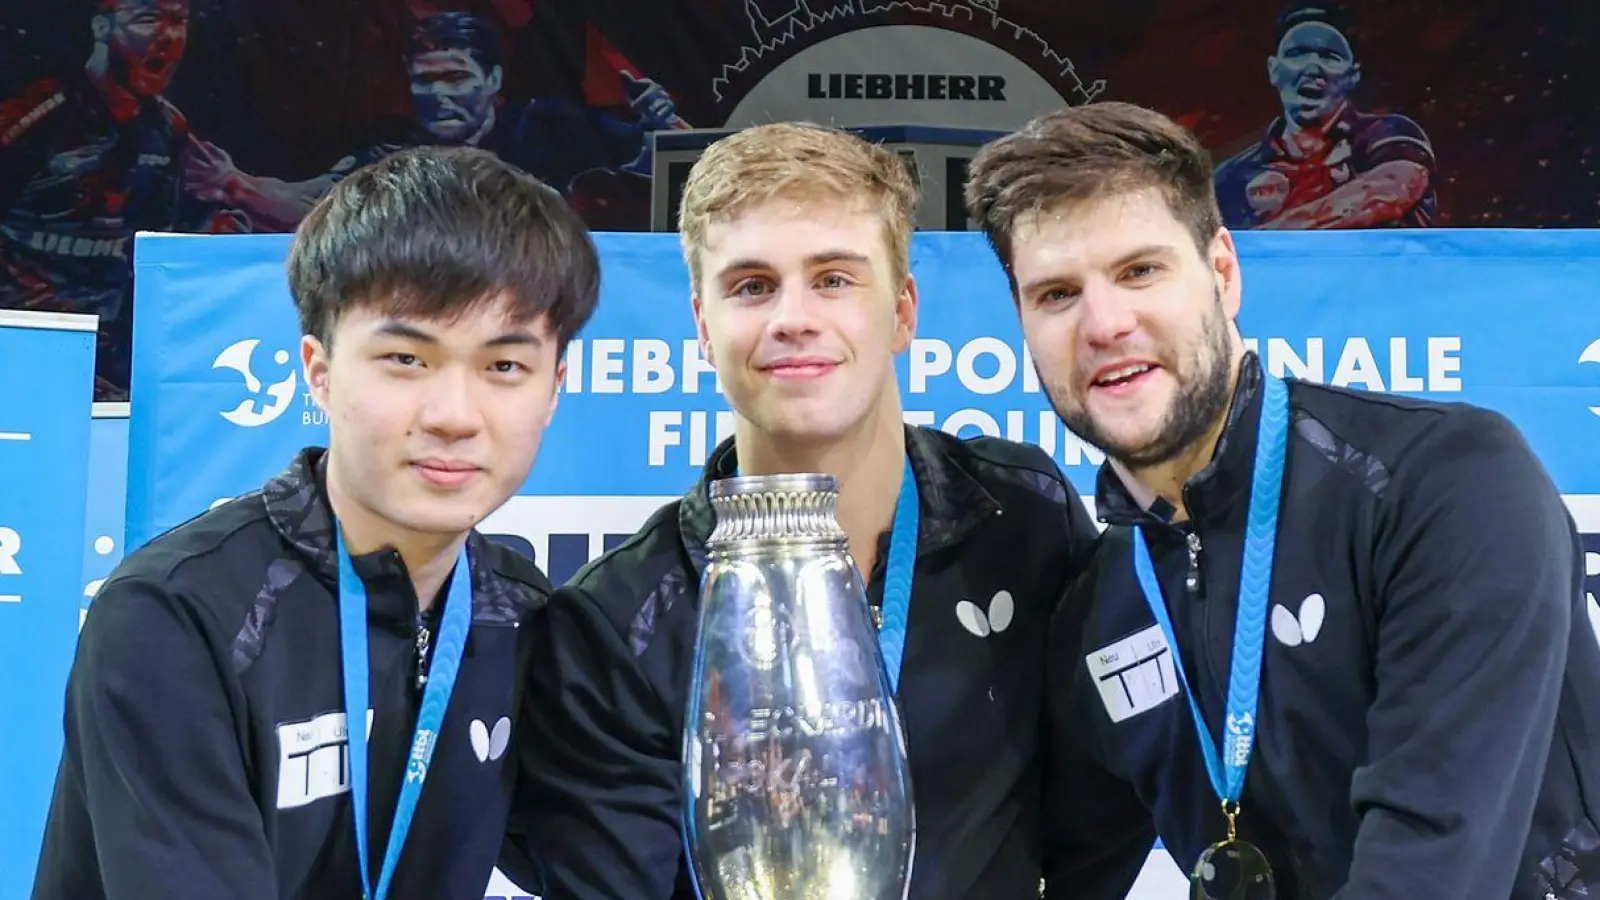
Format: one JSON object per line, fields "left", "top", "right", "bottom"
{"left": 83, "top": 534, "right": 116, "bottom": 600}
{"left": 1579, "top": 338, "right": 1600, "bottom": 417}
{"left": 1085, "top": 624, "right": 1180, "bottom": 724}
{"left": 213, "top": 339, "right": 298, "bottom": 427}
{"left": 275, "top": 709, "right": 370, "bottom": 810}
{"left": 0, "top": 525, "right": 21, "bottom": 604}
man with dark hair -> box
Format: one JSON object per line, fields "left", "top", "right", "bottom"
{"left": 184, "top": 10, "right": 684, "bottom": 232}
{"left": 404, "top": 11, "right": 512, "bottom": 148}
{"left": 182, "top": 11, "right": 512, "bottom": 232}
{"left": 1213, "top": 3, "right": 1437, "bottom": 230}
{"left": 0, "top": 0, "right": 247, "bottom": 401}
{"left": 31, "top": 145, "right": 599, "bottom": 900}
{"left": 965, "top": 101, "right": 1600, "bottom": 899}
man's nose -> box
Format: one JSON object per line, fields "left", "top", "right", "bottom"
{"left": 766, "top": 287, "right": 822, "bottom": 340}
{"left": 417, "top": 369, "right": 485, "bottom": 439}
{"left": 1077, "top": 286, "right": 1138, "bottom": 348}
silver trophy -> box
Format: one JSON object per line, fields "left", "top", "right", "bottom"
{"left": 683, "top": 473, "right": 916, "bottom": 900}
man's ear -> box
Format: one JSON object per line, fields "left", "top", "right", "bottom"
{"left": 692, "top": 293, "right": 716, "bottom": 368}
{"left": 892, "top": 274, "right": 919, "bottom": 354}
{"left": 544, "top": 357, "right": 566, "bottom": 427}
{"left": 1210, "top": 228, "right": 1244, "bottom": 321}
{"left": 301, "top": 334, "right": 331, "bottom": 410}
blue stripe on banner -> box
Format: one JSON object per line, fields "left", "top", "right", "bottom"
{"left": 81, "top": 411, "right": 128, "bottom": 612}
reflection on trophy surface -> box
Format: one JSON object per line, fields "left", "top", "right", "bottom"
{"left": 683, "top": 473, "right": 916, "bottom": 900}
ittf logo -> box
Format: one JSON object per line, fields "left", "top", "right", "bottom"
{"left": 213, "top": 339, "right": 298, "bottom": 427}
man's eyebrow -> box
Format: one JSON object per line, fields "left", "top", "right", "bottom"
{"left": 715, "top": 250, "right": 873, "bottom": 278}
{"left": 370, "top": 321, "right": 545, "bottom": 349}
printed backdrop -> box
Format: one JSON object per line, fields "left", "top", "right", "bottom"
{"left": 2, "top": 0, "right": 1598, "bottom": 399}
{"left": 42, "top": 228, "right": 1587, "bottom": 898}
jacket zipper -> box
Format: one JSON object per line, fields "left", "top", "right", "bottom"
{"left": 1184, "top": 531, "right": 1203, "bottom": 595}
{"left": 415, "top": 619, "right": 432, "bottom": 691}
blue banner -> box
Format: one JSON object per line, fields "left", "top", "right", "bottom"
{"left": 81, "top": 409, "right": 130, "bottom": 621}
{"left": 130, "top": 228, "right": 1600, "bottom": 533}
{"left": 0, "top": 311, "right": 97, "bottom": 900}
{"left": 121, "top": 228, "right": 1600, "bottom": 897}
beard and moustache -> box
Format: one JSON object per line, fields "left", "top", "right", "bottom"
{"left": 1047, "top": 287, "right": 1238, "bottom": 469}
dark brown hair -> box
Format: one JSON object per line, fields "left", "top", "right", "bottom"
{"left": 964, "top": 101, "right": 1222, "bottom": 278}
{"left": 287, "top": 145, "right": 600, "bottom": 355}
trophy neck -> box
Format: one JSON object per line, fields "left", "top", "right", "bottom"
{"left": 706, "top": 473, "right": 848, "bottom": 554}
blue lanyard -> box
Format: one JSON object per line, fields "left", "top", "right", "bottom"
{"left": 877, "top": 456, "right": 919, "bottom": 695}
{"left": 1130, "top": 371, "right": 1290, "bottom": 807}
{"left": 337, "top": 532, "right": 474, "bottom": 900}
{"left": 735, "top": 455, "right": 919, "bottom": 695}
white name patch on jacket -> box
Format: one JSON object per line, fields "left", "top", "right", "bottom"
{"left": 1086, "top": 624, "right": 1181, "bottom": 723}
{"left": 275, "top": 709, "right": 372, "bottom": 810}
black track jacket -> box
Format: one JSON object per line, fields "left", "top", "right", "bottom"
{"left": 509, "top": 425, "right": 1100, "bottom": 900}
{"left": 32, "top": 448, "right": 551, "bottom": 900}
{"left": 1047, "top": 355, "right": 1600, "bottom": 900}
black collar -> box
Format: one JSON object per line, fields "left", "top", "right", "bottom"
{"left": 262, "top": 447, "right": 504, "bottom": 623}
{"left": 677, "top": 424, "right": 1001, "bottom": 572}
{"left": 1094, "top": 353, "right": 1267, "bottom": 528}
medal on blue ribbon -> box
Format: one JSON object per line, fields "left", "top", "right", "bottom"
{"left": 1131, "top": 370, "right": 1291, "bottom": 900}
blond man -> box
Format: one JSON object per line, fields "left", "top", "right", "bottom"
{"left": 504, "top": 122, "right": 1102, "bottom": 899}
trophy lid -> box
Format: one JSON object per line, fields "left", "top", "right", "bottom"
{"left": 705, "top": 473, "right": 847, "bottom": 546}
{"left": 707, "top": 472, "right": 838, "bottom": 499}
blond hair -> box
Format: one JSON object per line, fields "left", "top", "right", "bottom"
{"left": 677, "top": 122, "right": 920, "bottom": 291}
